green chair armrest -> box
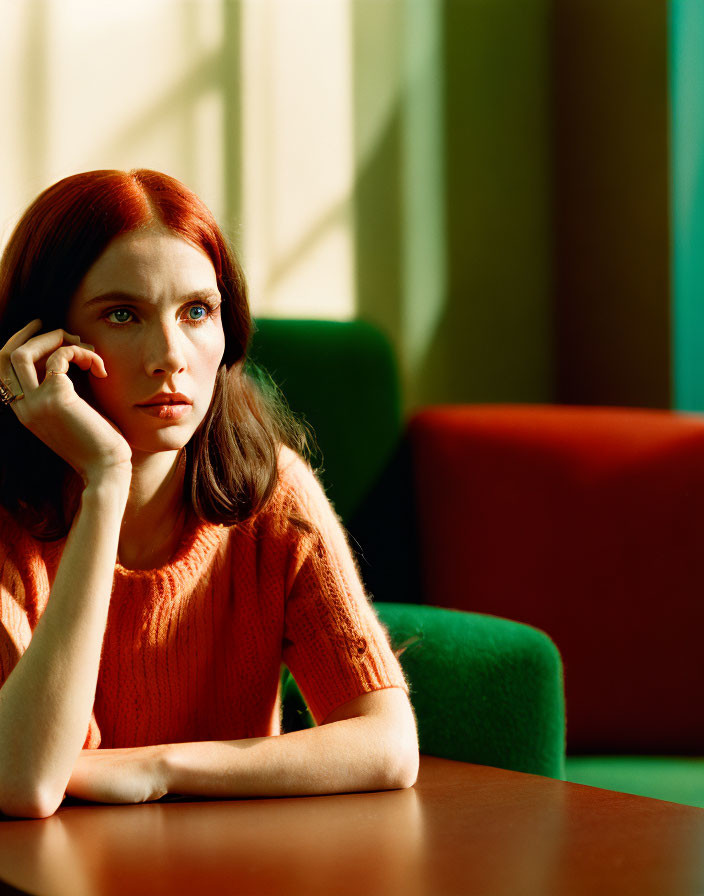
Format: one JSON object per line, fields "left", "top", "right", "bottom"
{"left": 281, "top": 603, "right": 566, "bottom": 779}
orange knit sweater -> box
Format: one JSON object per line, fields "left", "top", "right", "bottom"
{"left": 0, "top": 446, "right": 408, "bottom": 749}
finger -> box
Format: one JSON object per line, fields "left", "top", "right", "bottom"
{"left": 70, "top": 346, "right": 107, "bottom": 377}
{"left": 0, "top": 319, "right": 43, "bottom": 386}
{"left": 1, "top": 325, "right": 81, "bottom": 367}
{"left": 10, "top": 329, "right": 88, "bottom": 391}
{"left": 0, "top": 318, "right": 43, "bottom": 356}
{"left": 43, "top": 345, "right": 107, "bottom": 380}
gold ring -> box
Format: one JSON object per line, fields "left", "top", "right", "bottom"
{"left": 0, "top": 376, "right": 23, "bottom": 406}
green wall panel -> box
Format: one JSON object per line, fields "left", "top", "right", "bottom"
{"left": 671, "top": 1, "right": 704, "bottom": 411}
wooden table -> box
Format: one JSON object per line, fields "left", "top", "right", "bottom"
{"left": 1, "top": 755, "right": 704, "bottom": 896}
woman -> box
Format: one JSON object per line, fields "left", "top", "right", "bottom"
{"left": 0, "top": 169, "right": 417, "bottom": 818}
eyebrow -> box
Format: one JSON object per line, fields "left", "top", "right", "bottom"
{"left": 83, "top": 288, "right": 221, "bottom": 309}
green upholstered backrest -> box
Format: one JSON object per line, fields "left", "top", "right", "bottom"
{"left": 248, "top": 318, "right": 402, "bottom": 523}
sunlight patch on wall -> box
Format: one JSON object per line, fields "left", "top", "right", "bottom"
{"left": 240, "top": 0, "right": 355, "bottom": 318}
{"left": 401, "top": 0, "right": 446, "bottom": 380}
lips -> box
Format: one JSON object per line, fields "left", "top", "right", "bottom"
{"left": 137, "top": 403, "right": 191, "bottom": 420}
{"left": 137, "top": 392, "right": 192, "bottom": 407}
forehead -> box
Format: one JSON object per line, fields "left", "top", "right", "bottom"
{"left": 76, "top": 227, "right": 217, "bottom": 298}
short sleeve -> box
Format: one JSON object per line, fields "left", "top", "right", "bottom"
{"left": 279, "top": 451, "right": 409, "bottom": 724}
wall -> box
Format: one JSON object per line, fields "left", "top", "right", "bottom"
{"left": 3, "top": 1, "right": 691, "bottom": 415}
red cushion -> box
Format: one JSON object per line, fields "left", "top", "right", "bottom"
{"left": 408, "top": 404, "right": 704, "bottom": 753}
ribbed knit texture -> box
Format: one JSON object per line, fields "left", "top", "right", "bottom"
{"left": 0, "top": 445, "right": 408, "bottom": 749}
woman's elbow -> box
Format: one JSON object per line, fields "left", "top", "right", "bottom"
{"left": 383, "top": 739, "right": 419, "bottom": 791}
{"left": 0, "top": 784, "right": 62, "bottom": 819}
{"left": 386, "top": 706, "right": 419, "bottom": 790}
{"left": 396, "top": 745, "right": 420, "bottom": 790}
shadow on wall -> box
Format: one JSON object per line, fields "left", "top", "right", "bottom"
{"left": 351, "top": 0, "right": 554, "bottom": 415}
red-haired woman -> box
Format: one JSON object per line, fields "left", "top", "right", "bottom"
{"left": 0, "top": 170, "right": 417, "bottom": 818}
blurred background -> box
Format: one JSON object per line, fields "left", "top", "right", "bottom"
{"left": 1, "top": 0, "right": 701, "bottom": 417}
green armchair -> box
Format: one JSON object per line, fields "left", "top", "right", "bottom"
{"left": 250, "top": 318, "right": 565, "bottom": 779}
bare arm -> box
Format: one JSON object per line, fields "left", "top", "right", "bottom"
{"left": 0, "top": 471, "right": 130, "bottom": 818}
{"left": 166, "top": 688, "right": 419, "bottom": 796}
{"left": 66, "top": 688, "right": 419, "bottom": 804}
{"left": 0, "top": 320, "right": 134, "bottom": 818}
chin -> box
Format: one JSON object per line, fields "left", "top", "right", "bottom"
{"left": 129, "top": 431, "right": 193, "bottom": 454}
{"left": 117, "top": 417, "right": 194, "bottom": 451}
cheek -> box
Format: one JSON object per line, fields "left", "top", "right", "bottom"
{"left": 81, "top": 346, "right": 130, "bottom": 407}
{"left": 198, "top": 332, "right": 226, "bottom": 378}
{"left": 208, "top": 343, "right": 225, "bottom": 376}
{"left": 97, "top": 346, "right": 130, "bottom": 381}
{"left": 80, "top": 377, "right": 120, "bottom": 423}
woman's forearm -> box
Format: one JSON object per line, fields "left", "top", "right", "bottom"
{"left": 164, "top": 715, "right": 418, "bottom": 799}
{"left": 0, "top": 473, "right": 129, "bottom": 818}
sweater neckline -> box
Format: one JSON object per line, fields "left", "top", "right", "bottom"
{"left": 113, "top": 505, "right": 226, "bottom": 583}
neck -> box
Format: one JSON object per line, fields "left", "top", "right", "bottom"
{"left": 118, "top": 448, "right": 188, "bottom": 569}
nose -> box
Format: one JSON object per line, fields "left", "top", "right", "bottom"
{"left": 143, "top": 319, "right": 187, "bottom": 377}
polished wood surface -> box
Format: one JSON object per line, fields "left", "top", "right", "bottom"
{"left": 1, "top": 755, "right": 704, "bottom": 895}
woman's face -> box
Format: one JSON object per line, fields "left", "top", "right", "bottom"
{"left": 65, "top": 225, "right": 226, "bottom": 455}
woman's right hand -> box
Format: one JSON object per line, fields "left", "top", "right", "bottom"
{"left": 0, "top": 318, "right": 132, "bottom": 485}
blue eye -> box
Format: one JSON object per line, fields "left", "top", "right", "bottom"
{"left": 188, "top": 306, "right": 206, "bottom": 321}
